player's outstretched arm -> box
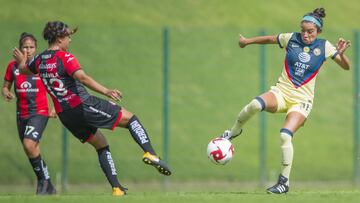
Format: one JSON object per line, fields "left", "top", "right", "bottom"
{"left": 334, "top": 38, "right": 351, "bottom": 70}
{"left": 73, "top": 69, "right": 122, "bottom": 101}
{"left": 12, "top": 47, "right": 33, "bottom": 75}
{"left": 239, "top": 34, "right": 278, "bottom": 48}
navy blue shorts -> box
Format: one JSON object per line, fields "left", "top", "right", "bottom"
{"left": 58, "top": 96, "right": 122, "bottom": 143}
{"left": 17, "top": 114, "right": 49, "bottom": 142}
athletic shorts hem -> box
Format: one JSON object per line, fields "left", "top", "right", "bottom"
{"left": 111, "top": 111, "right": 122, "bottom": 131}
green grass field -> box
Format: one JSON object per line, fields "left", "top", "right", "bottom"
{"left": 1, "top": 191, "right": 360, "bottom": 203}
{"left": 0, "top": 0, "right": 360, "bottom": 200}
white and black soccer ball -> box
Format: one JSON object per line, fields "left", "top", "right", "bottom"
{"left": 207, "top": 137, "right": 234, "bottom": 165}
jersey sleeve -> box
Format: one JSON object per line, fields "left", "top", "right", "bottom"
{"left": 62, "top": 52, "right": 81, "bottom": 76}
{"left": 277, "top": 33, "right": 293, "bottom": 49}
{"left": 325, "top": 40, "right": 338, "bottom": 59}
{"left": 28, "top": 55, "right": 38, "bottom": 74}
{"left": 4, "top": 62, "right": 15, "bottom": 82}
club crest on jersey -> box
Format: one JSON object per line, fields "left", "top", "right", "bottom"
{"left": 313, "top": 48, "right": 321, "bottom": 56}
{"left": 303, "top": 46, "right": 310, "bottom": 53}
{"left": 298, "top": 52, "right": 311, "bottom": 63}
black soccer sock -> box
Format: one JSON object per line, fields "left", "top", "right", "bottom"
{"left": 29, "top": 155, "right": 50, "bottom": 180}
{"left": 97, "top": 146, "right": 121, "bottom": 188}
{"left": 127, "top": 115, "right": 156, "bottom": 155}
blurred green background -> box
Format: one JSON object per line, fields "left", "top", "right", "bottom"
{"left": 0, "top": 0, "right": 359, "bottom": 189}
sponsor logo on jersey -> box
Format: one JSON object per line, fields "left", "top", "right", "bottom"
{"left": 298, "top": 52, "right": 311, "bottom": 63}
{"left": 17, "top": 81, "right": 39, "bottom": 93}
{"left": 65, "top": 53, "right": 71, "bottom": 57}
{"left": 294, "top": 61, "right": 310, "bottom": 77}
{"left": 291, "top": 43, "right": 299, "bottom": 48}
{"left": 39, "top": 63, "right": 57, "bottom": 71}
{"left": 14, "top": 69, "right": 20, "bottom": 76}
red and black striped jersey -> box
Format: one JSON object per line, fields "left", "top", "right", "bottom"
{"left": 28, "top": 50, "right": 90, "bottom": 113}
{"left": 4, "top": 60, "right": 49, "bottom": 118}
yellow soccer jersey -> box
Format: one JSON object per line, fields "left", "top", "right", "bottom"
{"left": 275, "top": 32, "right": 338, "bottom": 103}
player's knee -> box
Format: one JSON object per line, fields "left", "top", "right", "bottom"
{"left": 247, "top": 97, "right": 265, "bottom": 112}
{"left": 118, "top": 109, "right": 134, "bottom": 128}
{"left": 22, "top": 139, "right": 39, "bottom": 157}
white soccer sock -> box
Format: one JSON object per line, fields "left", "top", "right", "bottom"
{"left": 280, "top": 129, "right": 293, "bottom": 186}
{"left": 230, "top": 98, "right": 263, "bottom": 136}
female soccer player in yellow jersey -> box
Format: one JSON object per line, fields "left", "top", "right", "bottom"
{"left": 221, "top": 8, "right": 351, "bottom": 194}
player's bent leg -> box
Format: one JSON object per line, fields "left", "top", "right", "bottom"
{"left": 117, "top": 108, "right": 172, "bottom": 176}
{"left": 222, "top": 98, "right": 262, "bottom": 140}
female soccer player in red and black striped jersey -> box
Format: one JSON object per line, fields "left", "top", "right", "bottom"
{"left": 14, "top": 21, "right": 171, "bottom": 196}
{"left": 2, "top": 32, "right": 56, "bottom": 195}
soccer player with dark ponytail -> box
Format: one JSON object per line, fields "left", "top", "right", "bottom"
{"left": 13, "top": 21, "right": 171, "bottom": 196}
{"left": 2, "top": 32, "right": 57, "bottom": 195}
{"left": 221, "top": 8, "right": 350, "bottom": 194}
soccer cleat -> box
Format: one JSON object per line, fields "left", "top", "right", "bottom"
{"left": 142, "top": 152, "right": 172, "bottom": 176}
{"left": 221, "top": 129, "right": 242, "bottom": 140}
{"left": 112, "top": 187, "right": 126, "bottom": 196}
{"left": 266, "top": 174, "right": 289, "bottom": 194}
{"left": 36, "top": 179, "right": 56, "bottom": 195}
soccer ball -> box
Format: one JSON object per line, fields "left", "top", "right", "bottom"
{"left": 207, "top": 137, "right": 234, "bottom": 165}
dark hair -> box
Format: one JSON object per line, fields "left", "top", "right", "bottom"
{"left": 303, "top": 8, "right": 326, "bottom": 31}
{"left": 43, "top": 21, "right": 77, "bottom": 44}
{"left": 19, "top": 32, "right": 37, "bottom": 48}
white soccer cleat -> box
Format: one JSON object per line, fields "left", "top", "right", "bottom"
{"left": 220, "top": 129, "right": 242, "bottom": 140}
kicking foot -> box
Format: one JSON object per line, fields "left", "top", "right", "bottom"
{"left": 220, "top": 129, "right": 242, "bottom": 140}
{"left": 142, "top": 152, "right": 172, "bottom": 176}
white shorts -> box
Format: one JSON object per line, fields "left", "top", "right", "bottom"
{"left": 269, "top": 86, "right": 313, "bottom": 118}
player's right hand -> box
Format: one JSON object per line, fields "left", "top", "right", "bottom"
{"left": 105, "top": 89, "right": 123, "bottom": 101}
{"left": 13, "top": 47, "right": 26, "bottom": 63}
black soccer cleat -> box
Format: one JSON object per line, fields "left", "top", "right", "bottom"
{"left": 266, "top": 174, "right": 289, "bottom": 194}
{"left": 36, "top": 179, "right": 56, "bottom": 195}
{"left": 142, "top": 152, "right": 172, "bottom": 176}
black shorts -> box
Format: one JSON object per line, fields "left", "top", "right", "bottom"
{"left": 17, "top": 114, "right": 49, "bottom": 142}
{"left": 58, "top": 96, "right": 122, "bottom": 143}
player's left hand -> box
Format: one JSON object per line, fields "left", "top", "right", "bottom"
{"left": 105, "top": 89, "right": 123, "bottom": 101}
{"left": 336, "top": 38, "right": 351, "bottom": 55}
